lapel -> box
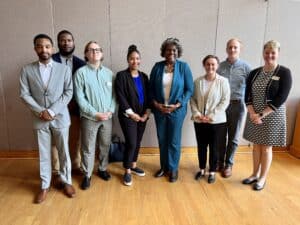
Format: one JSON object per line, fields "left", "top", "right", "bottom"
{"left": 126, "top": 69, "right": 138, "bottom": 97}
{"left": 46, "top": 62, "right": 58, "bottom": 92}
{"left": 168, "top": 60, "right": 178, "bottom": 103}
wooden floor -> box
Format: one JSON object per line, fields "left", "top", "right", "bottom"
{"left": 0, "top": 152, "right": 300, "bottom": 225}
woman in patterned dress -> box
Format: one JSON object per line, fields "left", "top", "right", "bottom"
{"left": 243, "top": 40, "right": 292, "bottom": 191}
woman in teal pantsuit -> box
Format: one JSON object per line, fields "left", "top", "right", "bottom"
{"left": 149, "top": 38, "right": 194, "bottom": 182}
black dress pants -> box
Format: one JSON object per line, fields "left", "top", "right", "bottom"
{"left": 119, "top": 116, "right": 147, "bottom": 169}
{"left": 194, "top": 122, "right": 226, "bottom": 172}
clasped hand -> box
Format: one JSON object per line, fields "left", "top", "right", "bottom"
{"left": 194, "top": 114, "right": 212, "bottom": 123}
{"left": 95, "top": 112, "right": 112, "bottom": 121}
{"left": 39, "top": 110, "right": 54, "bottom": 121}
{"left": 129, "top": 113, "right": 148, "bottom": 122}
{"left": 250, "top": 113, "right": 263, "bottom": 125}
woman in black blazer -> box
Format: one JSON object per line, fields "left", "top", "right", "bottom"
{"left": 243, "top": 40, "right": 292, "bottom": 191}
{"left": 115, "top": 45, "right": 150, "bottom": 186}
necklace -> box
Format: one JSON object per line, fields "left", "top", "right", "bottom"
{"left": 165, "top": 64, "right": 174, "bottom": 73}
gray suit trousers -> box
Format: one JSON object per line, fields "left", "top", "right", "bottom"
{"left": 36, "top": 126, "right": 72, "bottom": 189}
{"left": 81, "top": 117, "right": 112, "bottom": 177}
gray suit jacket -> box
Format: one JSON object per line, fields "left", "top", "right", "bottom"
{"left": 20, "top": 60, "right": 73, "bottom": 129}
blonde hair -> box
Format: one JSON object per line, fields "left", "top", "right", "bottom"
{"left": 263, "top": 40, "right": 280, "bottom": 51}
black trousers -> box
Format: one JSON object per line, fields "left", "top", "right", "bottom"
{"left": 194, "top": 122, "right": 226, "bottom": 172}
{"left": 119, "top": 116, "right": 147, "bottom": 169}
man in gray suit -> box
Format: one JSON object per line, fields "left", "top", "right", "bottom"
{"left": 20, "top": 34, "right": 76, "bottom": 203}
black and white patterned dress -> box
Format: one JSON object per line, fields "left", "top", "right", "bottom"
{"left": 243, "top": 70, "right": 286, "bottom": 146}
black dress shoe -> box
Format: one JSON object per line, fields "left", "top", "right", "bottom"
{"left": 154, "top": 169, "right": 165, "bottom": 178}
{"left": 253, "top": 181, "right": 266, "bottom": 191}
{"left": 195, "top": 171, "right": 205, "bottom": 180}
{"left": 98, "top": 170, "right": 111, "bottom": 181}
{"left": 242, "top": 177, "right": 258, "bottom": 185}
{"left": 208, "top": 174, "right": 216, "bottom": 184}
{"left": 81, "top": 176, "right": 91, "bottom": 190}
{"left": 169, "top": 171, "right": 178, "bottom": 183}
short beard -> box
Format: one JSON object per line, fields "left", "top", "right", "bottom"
{"left": 59, "top": 46, "right": 75, "bottom": 57}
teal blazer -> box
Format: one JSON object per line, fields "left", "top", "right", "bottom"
{"left": 149, "top": 60, "right": 194, "bottom": 117}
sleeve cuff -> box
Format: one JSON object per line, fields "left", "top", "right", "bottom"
{"left": 47, "top": 109, "right": 55, "bottom": 117}
{"left": 125, "top": 108, "right": 134, "bottom": 115}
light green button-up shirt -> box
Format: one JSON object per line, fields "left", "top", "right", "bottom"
{"left": 74, "top": 64, "right": 116, "bottom": 121}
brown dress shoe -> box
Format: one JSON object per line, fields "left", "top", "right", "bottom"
{"left": 63, "top": 184, "right": 76, "bottom": 198}
{"left": 222, "top": 166, "right": 232, "bottom": 178}
{"left": 35, "top": 188, "right": 49, "bottom": 204}
{"left": 52, "top": 175, "right": 64, "bottom": 189}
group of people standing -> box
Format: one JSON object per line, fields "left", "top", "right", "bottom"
{"left": 19, "top": 30, "right": 292, "bottom": 204}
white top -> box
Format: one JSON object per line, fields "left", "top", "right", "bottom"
{"left": 203, "top": 78, "right": 214, "bottom": 107}
{"left": 163, "top": 71, "right": 173, "bottom": 104}
{"left": 39, "top": 61, "right": 53, "bottom": 88}
{"left": 38, "top": 60, "right": 55, "bottom": 117}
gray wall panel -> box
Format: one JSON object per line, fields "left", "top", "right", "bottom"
{"left": 110, "top": 0, "right": 165, "bottom": 146}
{"left": 215, "top": 0, "right": 268, "bottom": 145}
{"left": 0, "top": 0, "right": 299, "bottom": 150}
{"left": 52, "top": 0, "right": 111, "bottom": 66}
{"left": 0, "top": 71, "right": 9, "bottom": 150}
{"left": 164, "top": 0, "right": 219, "bottom": 146}
{"left": 265, "top": 0, "right": 300, "bottom": 144}
{"left": 0, "top": 0, "right": 54, "bottom": 150}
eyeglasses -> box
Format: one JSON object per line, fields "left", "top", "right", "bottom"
{"left": 87, "top": 48, "right": 102, "bottom": 53}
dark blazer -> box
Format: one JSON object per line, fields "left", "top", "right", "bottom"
{"left": 115, "top": 68, "right": 149, "bottom": 117}
{"left": 52, "top": 53, "right": 86, "bottom": 115}
{"left": 245, "top": 65, "right": 292, "bottom": 110}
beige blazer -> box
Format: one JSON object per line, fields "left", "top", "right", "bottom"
{"left": 190, "top": 74, "right": 230, "bottom": 124}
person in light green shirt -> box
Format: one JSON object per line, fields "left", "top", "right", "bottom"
{"left": 74, "top": 41, "right": 116, "bottom": 190}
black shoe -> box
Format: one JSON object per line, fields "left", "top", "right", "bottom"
{"left": 242, "top": 177, "right": 258, "bottom": 185}
{"left": 253, "top": 181, "right": 266, "bottom": 191}
{"left": 208, "top": 174, "right": 216, "bottom": 184}
{"left": 123, "top": 173, "right": 132, "bottom": 186}
{"left": 195, "top": 171, "right": 205, "bottom": 181}
{"left": 154, "top": 169, "right": 165, "bottom": 178}
{"left": 131, "top": 167, "right": 145, "bottom": 177}
{"left": 81, "top": 176, "right": 91, "bottom": 190}
{"left": 169, "top": 171, "right": 178, "bottom": 183}
{"left": 98, "top": 170, "right": 111, "bottom": 181}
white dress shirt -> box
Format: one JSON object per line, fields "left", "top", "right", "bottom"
{"left": 38, "top": 60, "right": 55, "bottom": 117}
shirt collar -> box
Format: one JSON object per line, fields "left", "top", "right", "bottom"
{"left": 39, "top": 59, "right": 53, "bottom": 68}
{"left": 60, "top": 54, "right": 73, "bottom": 61}
{"left": 87, "top": 62, "right": 102, "bottom": 71}
{"left": 226, "top": 58, "right": 241, "bottom": 66}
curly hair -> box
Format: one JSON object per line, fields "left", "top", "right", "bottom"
{"left": 160, "top": 37, "right": 183, "bottom": 58}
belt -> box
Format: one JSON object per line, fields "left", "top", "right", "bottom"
{"left": 230, "top": 99, "right": 242, "bottom": 103}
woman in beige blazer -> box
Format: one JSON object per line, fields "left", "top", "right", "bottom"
{"left": 190, "top": 55, "right": 230, "bottom": 183}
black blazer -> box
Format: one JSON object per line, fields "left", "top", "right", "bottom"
{"left": 52, "top": 53, "right": 86, "bottom": 115}
{"left": 115, "top": 69, "right": 149, "bottom": 117}
{"left": 245, "top": 65, "right": 292, "bottom": 110}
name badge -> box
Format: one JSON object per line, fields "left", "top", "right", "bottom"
{"left": 271, "top": 76, "right": 280, "bottom": 81}
{"left": 106, "top": 81, "right": 112, "bottom": 87}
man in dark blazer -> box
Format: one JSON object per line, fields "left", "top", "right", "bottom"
{"left": 52, "top": 30, "right": 85, "bottom": 176}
